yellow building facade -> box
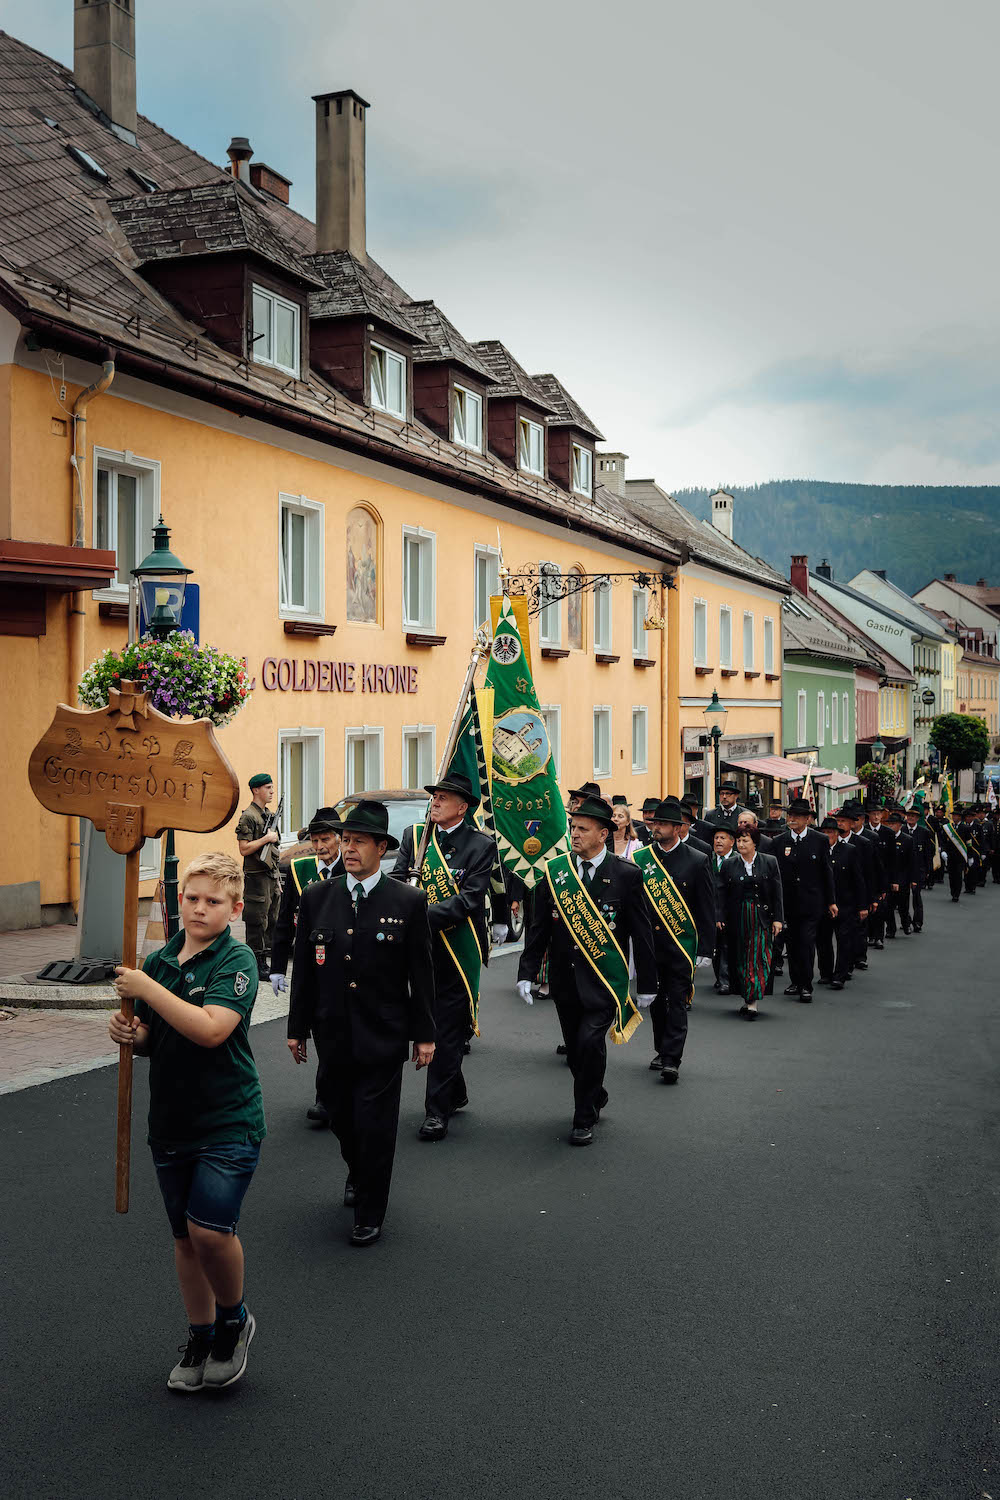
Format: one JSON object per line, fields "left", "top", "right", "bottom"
{"left": 957, "top": 648, "right": 1000, "bottom": 740}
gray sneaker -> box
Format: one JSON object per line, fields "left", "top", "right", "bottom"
{"left": 167, "top": 1334, "right": 213, "bottom": 1393}
{"left": 202, "top": 1312, "right": 255, "bottom": 1389}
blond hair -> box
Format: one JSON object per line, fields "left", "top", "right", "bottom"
{"left": 180, "top": 852, "right": 244, "bottom": 903}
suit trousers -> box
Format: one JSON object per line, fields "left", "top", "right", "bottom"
{"left": 892, "top": 886, "right": 912, "bottom": 933}
{"left": 553, "top": 982, "right": 615, "bottom": 1127}
{"left": 243, "top": 876, "right": 280, "bottom": 978}
{"left": 964, "top": 856, "right": 979, "bottom": 895}
{"left": 785, "top": 911, "right": 820, "bottom": 991}
{"left": 712, "top": 936, "right": 730, "bottom": 990}
{"left": 868, "top": 901, "right": 886, "bottom": 943}
{"left": 947, "top": 855, "right": 964, "bottom": 900}
{"left": 650, "top": 971, "right": 690, "bottom": 1066}
{"left": 317, "top": 1037, "right": 405, "bottom": 1228}
{"left": 818, "top": 912, "right": 858, "bottom": 982}
{"left": 910, "top": 882, "right": 924, "bottom": 928}
{"left": 992, "top": 849, "right": 1000, "bottom": 884}
{"left": 424, "top": 964, "right": 470, "bottom": 1121}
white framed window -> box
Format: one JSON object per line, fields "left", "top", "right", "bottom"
{"left": 344, "top": 726, "right": 384, "bottom": 796}
{"left": 402, "top": 526, "right": 436, "bottom": 630}
{"left": 831, "top": 691, "right": 839, "bottom": 744}
{"left": 139, "top": 837, "right": 162, "bottom": 883}
{"left": 571, "top": 443, "right": 593, "bottom": 496}
{"left": 593, "top": 706, "right": 611, "bottom": 779}
{"left": 279, "top": 493, "right": 324, "bottom": 618}
{"left": 631, "top": 706, "right": 648, "bottom": 773}
{"left": 518, "top": 417, "right": 544, "bottom": 475}
{"left": 764, "top": 616, "right": 775, "bottom": 673}
{"left": 452, "top": 384, "right": 483, "bottom": 451}
{"left": 370, "top": 341, "right": 406, "bottom": 418}
{"left": 539, "top": 561, "right": 562, "bottom": 646}
{"left": 540, "top": 704, "right": 561, "bottom": 781}
{"left": 719, "top": 606, "right": 732, "bottom": 668}
{"left": 694, "top": 598, "right": 708, "bottom": 666}
{"left": 93, "top": 448, "right": 158, "bottom": 594}
{"left": 817, "top": 690, "right": 826, "bottom": 746}
{"left": 402, "top": 725, "right": 435, "bottom": 789}
{"left": 252, "top": 284, "right": 300, "bottom": 377}
{"left": 474, "top": 544, "right": 500, "bottom": 631}
{"left": 743, "top": 611, "right": 755, "bottom": 669}
{"left": 633, "top": 587, "right": 649, "bottom": 658}
{"left": 842, "top": 692, "right": 849, "bottom": 740}
{"left": 797, "top": 689, "right": 807, "bottom": 746}
{"left": 594, "top": 577, "right": 613, "bottom": 653}
{"left": 278, "top": 728, "right": 324, "bottom": 841}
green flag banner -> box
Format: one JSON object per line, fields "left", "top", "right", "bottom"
{"left": 484, "top": 595, "right": 568, "bottom": 888}
{"left": 632, "top": 843, "right": 698, "bottom": 996}
{"left": 289, "top": 855, "right": 320, "bottom": 895}
{"left": 412, "top": 822, "right": 485, "bottom": 1034}
{"left": 544, "top": 852, "right": 640, "bottom": 1044}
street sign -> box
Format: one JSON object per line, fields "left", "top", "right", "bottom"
{"left": 921, "top": 689, "right": 935, "bottom": 705}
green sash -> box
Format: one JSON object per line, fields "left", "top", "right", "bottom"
{"left": 632, "top": 843, "right": 698, "bottom": 999}
{"left": 942, "top": 821, "right": 969, "bottom": 865}
{"left": 290, "top": 855, "right": 320, "bottom": 895}
{"left": 413, "top": 824, "right": 484, "bottom": 1035}
{"left": 544, "top": 852, "right": 640, "bottom": 1044}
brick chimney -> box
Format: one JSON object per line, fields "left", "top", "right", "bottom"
{"left": 944, "top": 573, "right": 956, "bottom": 582}
{"left": 74, "top": 0, "right": 136, "bottom": 136}
{"left": 250, "top": 162, "right": 292, "bottom": 204}
{"left": 596, "top": 451, "right": 627, "bottom": 498}
{"left": 790, "top": 555, "right": 809, "bottom": 596}
{"left": 314, "top": 89, "right": 369, "bottom": 259}
{"left": 710, "top": 489, "right": 734, "bottom": 540}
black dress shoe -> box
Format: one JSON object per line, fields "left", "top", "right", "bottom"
{"left": 418, "top": 1114, "right": 447, "bottom": 1141}
{"left": 783, "top": 983, "right": 801, "bottom": 997}
{"left": 855, "top": 960, "right": 869, "bottom": 970}
{"left": 555, "top": 1044, "right": 567, "bottom": 1055}
{"left": 569, "top": 1125, "right": 593, "bottom": 1146}
{"left": 595, "top": 1089, "right": 609, "bottom": 1117}
{"left": 798, "top": 990, "right": 813, "bottom": 1003}
{"left": 830, "top": 980, "right": 845, "bottom": 991}
{"left": 350, "top": 1224, "right": 381, "bottom": 1247}
{"left": 872, "top": 939, "right": 884, "bottom": 950}
{"left": 451, "top": 1094, "right": 469, "bottom": 1112}
{"left": 649, "top": 1054, "right": 663, "bottom": 1070}
{"left": 306, "top": 1101, "right": 330, "bottom": 1125}
{"left": 774, "top": 963, "right": 784, "bottom": 975}
{"left": 343, "top": 1180, "right": 357, "bottom": 1209}
{"left": 660, "top": 1063, "right": 680, "bottom": 1084}
{"left": 912, "top": 925, "right": 922, "bottom": 933}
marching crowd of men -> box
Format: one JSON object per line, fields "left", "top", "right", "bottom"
{"left": 239, "top": 768, "right": 998, "bottom": 1246}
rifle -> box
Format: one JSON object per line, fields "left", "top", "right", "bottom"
{"left": 260, "top": 795, "right": 284, "bottom": 871}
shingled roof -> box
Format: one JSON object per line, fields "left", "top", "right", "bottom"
{"left": 404, "top": 301, "right": 496, "bottom": 381}
{"left": 622, "top": 479, "right": 789, "bottom": 591}
{"left": 469, "top": 341, "right": 556, "bottom": 411}
{"left": 306, "top": 251, "right": 420, "bottom": 338}
{"left": 111, "top": 179, "right": 322, "bottom": 286}
{"left": 530, "top": 372, "right": 604, "bottom": 441}
{"left": 782, "top": 594, "right": 871, "bottom": 666}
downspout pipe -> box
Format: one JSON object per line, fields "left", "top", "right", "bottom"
{"left": 67, "top": 359, "right": 115, "bottom": 913}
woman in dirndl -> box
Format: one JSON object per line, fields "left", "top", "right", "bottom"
{"left": 717, "top": 825, "right": 784, "bottom": 1019}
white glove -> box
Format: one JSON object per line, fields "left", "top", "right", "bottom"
{"left": 636, "top": 992, "right": 656, "bottom": 1009}
{"left": 491, "top": 923, "right": 509, "bottom": 946}
{"left": 516, "top": 980, "right": 534, "bottom": 1006}
{"left": 270, "top": 973, "right": 287, "bottom": 995}
{"left": 695, "top": 956, "right": 711, "bottom": 969}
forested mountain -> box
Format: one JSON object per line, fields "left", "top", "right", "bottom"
{"left": 673, "top": 482, "right": 1000, "bottom": 594}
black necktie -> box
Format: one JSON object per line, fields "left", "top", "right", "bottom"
{"left": 580, "top": 860, "right": 594, "bottom": 888}
{"left": 353, "top": 884, "right": 364, "bottom": 910}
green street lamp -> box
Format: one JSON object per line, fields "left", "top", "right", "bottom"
{"left": 871, "top": 738, "right": 886, "bottom": 764}
{"left": 703, "top": 690, "right": 729, "bottom": 804}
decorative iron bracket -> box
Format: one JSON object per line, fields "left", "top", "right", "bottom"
{"left": 503, "top": 564, "right": 675, "bottom": 619}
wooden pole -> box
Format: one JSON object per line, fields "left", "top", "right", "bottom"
{"left": 115, "top": 845, "right": 140, "bottom": 1214}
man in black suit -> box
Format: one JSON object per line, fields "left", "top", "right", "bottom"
{"left": 517, "top": 796, "right": 656, "bottom": 1144}
{"left": 885, "top": 808, "right": 917, "bottom": 933}
{"left": 270, "top": 807, "right": 343, "bottom": 1125}
{"left": 738, "top": 809, "right": 774, "bottom": 852}
{"left": 392, "top": 772, "right": 495, "bottom": 1142}
{"left": 640, "top": 797, "right": 715, "bottom": 1082}
{"left": 836, "top": 802, "right": 877, "bottom": 969}
{"left": 904, "top": 807, "right": 934, "bottom": 931}
{"left": 703, "top": 780, "right": 746, "bottom": 835}
{"left": 770, "top": 796, "right": 837, "bottom": 1001}
{"left": 678, "top": 803, "right": 712, "bottom": 855}
{"left": 287, "top": 801, "right": 435, "bottom": 1247}
{"left": 680, "top": 794, "right": 715, "bottom": 847}
{"left": 709, "top": 826, "right": 737, "bottom": 992}
{"left": 863, "top": 801, "right": 893, "bottom": 946}
{"left": 817, "top": 817, "right": 868, "bottom": 989}
{"left": 635, "top": 797, "right": 660, "bottom": 846}
{"left": 567, "top": 781, "right": 601, "bottom": 814}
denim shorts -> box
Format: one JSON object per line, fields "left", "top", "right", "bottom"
{"left": 150, "top": 1139, "right": 261, "bottom": 1238}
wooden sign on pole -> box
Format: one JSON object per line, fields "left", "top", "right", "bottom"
{"left": 28, "top": 681, "right": 240, "bottom": 1213}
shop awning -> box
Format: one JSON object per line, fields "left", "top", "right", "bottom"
{"left": 823, "top": 771, "right": 862, "bottom": 791}
{"left": 721, "top": 754, "right": 836, "bottom": 783}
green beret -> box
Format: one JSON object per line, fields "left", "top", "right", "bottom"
{"left": 248, "top": 772, "right": 273, "bottom": 789}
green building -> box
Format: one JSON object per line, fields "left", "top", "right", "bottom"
{"left": 781, "top": 594, "right": 869, "bottom": 812}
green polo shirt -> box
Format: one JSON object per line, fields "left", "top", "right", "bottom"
{"left": 136, "top": 927, "right": 266, "bottom": 1150}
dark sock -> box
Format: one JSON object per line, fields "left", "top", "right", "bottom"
{"left": 215, "top": 1299, "right": 246, "bottom": 1330}
{"left": 188, "top": 1321, "right": 214, "bottom": 1354}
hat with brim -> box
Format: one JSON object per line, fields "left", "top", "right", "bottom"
{"left": 719, "top": 780, "right": 740, "bottom": 793}
{"left": 570, "top": 796, "right": 615, "bottom": 830}
{"left": 308, "top": 806, "right": 343, "bottom": 836}
{"left": 423, "top": 772, "right": 479, "bottom": 810}
{"left": 787, "top": 797, "right": 812, "bottom": 815}
{"left": 568, "top": 781, "right": 602, "bottom": 801}
{"left": 820, "top": 817, "right": 839, "bottom": 832}
{"left": 651, "top": 797, "right": 686, "bottom": 825}
{"left": 248, "top": 772, "right": 273, "bottom": 789}
{"left": 840, "top": 801, "right": 863, "bottom": 817}
{"left": 641, "top": 797, "right": 660, "bottom": 813}
{"left": 339, "top": 799, "right": 399, "bottom": 850}
{"left": 887, "top": 810, "right": 904, "bottom": 824}
{"left": 712, "top": 825, "right": 736, "bottom": 841}
{"left": 611, "top": 795, "right": 629, "bottom": 807}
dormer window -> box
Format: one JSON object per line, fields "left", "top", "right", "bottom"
{"left": 452, "top": 385, "right": 483, "bottom": 451}
{"left": 252, "top": 285, "right": 300, "bottom": 377}
{"left": 572, "top": 444, "right": 593, "bottom": 497}
{"left": 519, "top": 417, "right": 544, "bottom": 475}
{"left": 370, "top": 342, "right": 406, "bottom": 418}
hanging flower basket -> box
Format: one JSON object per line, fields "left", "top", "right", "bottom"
{"left": 79, "top": 630, "right": 251, "bottom": 728}
{"left": 857, "top": 761, "right": 896, "bottom": 801}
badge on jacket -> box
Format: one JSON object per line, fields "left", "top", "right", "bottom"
{"left": 316, "top": 945, "right": 326, "bottom": 966}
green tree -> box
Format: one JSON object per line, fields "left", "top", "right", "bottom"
{"left": 929, "top": 712, "right": 990, "bottom": 769}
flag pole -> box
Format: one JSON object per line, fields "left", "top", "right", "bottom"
{"left": 409, "top": 634, "right": 489, "bottom": 883}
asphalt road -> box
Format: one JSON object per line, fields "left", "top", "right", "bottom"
{"left": 3, "top": 881, "right": 999, "bottom": 1500}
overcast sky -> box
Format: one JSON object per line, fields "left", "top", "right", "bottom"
{"left": 7, "top": 0, "right": 1000, "bottom": 488}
